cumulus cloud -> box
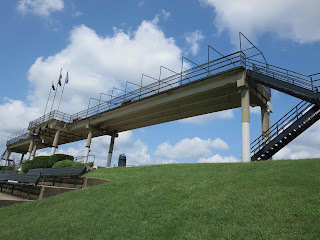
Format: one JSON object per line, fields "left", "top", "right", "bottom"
{"left": 198, "top": 154, "right": 240, "bottom": 163}
{"left": 17, "top": 0, "right": 64, "bottom": 17}
{"left": 201, "top": 0, "right": 320, "bottom": 44}
{"left": 154, "top": 137, "right": 229, "bottom": 162}
{"left": 185, "top": 30, "right": 205, "bottom": 55}
{"left": 27, "top": 21, "right": 183, "bottom": 114}
{"left": 0, "top": 98, "right": 41, "bottom": 148}
{"left": 0, "top": 18, "right": 184, "bottom": 158}
{"left": 179, "top": 110, "right": 233, "bottom": 125}
{"left": 273, "top": 121, "right": 320, "bottom": 160}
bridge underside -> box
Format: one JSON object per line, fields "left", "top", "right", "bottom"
{"left": 8, "top": 67, "right": 270, "bottom": 154}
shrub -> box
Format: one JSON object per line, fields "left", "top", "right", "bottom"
{"left": 32, "top": 156, "right": 50, "bottom": 168}
{"left": 22, "top": 160, "right": 34, "bottom": 173}
{"left": 0, "top": 166, "right": 15, "bottom": 171}
{"left": 52, "top": 160, "right": 86, "bottom": 168}
{"left": 53, "top": 160, "right": 74, "bottom": 168}
{"left": 21, "top": 154, "right": 75, "bottom": 172}
{"left": 48, "top": 154, "right": 74, "bottom": 167}
{"left": 72, "top": 162, "right": 86, "bottom": 167}
{"left": 88, "top": 162, "right": 94, "bottom": 168}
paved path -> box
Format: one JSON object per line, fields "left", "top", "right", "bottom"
{"left": 0, "top": 192, "right": 27, "bottom": 201}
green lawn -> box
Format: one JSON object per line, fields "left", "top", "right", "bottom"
{"left": 0, "top": 159, "right": 319, "bottom": 239}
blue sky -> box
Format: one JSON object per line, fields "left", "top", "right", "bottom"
{"left": 1, "top": 0, "right": 320, "bottom": 166}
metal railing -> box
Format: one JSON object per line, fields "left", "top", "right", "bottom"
{"left": 251, "top": 100, "right": 313, "bottom": 155}
{"left": 247, "top": 59, "right": 318, "bottom": 93}
{"left": 8, "top": 49, "right": 318, "bottom": 148}
{"left": 6, "top": 128, "right": 29, "bottom": 146}
{"left": 28, "top": 110, "right": 72, "bottom": 129}
{"left": 68, "top": 51, "right": 246, "bottom": 122}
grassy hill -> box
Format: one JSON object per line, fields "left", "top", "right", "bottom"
{"left": 0, "top": 159, "right": 319, "bottom": 239}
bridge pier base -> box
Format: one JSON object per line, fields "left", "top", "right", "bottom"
{"left": 20, "top": 153, "right": 25, "bottom": 165}
{"left": 107, "top": 135, "right": 116, "bottom": 167}
{"left": 4, "top": 150, "right": 11, "bottom": 167}
{"left": 84, "top": 130, "right": 93, "bottom": 164}
{"left": 261, "top": 105, "right": 270, "bottom": 159}
{"left": 241, "top": 88, "right": 251, "bottom": 163}
{"left": 26, "top": 139, "right": 34, "bottom": 160}
{"left": 51, "top": 130, "right": 60, "bottom": 155}
{"left": 31, "top": 144, "right": 37, "bottom": 159}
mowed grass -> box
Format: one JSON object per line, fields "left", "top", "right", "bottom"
{"left": 0, "top": 159, "right": 320, "bottom": 240}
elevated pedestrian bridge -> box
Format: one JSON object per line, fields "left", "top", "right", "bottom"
{"left": 4, "top": 48, "right": 319, "bottom": 164}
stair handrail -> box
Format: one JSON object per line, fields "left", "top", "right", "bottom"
{"left": 251, "top": 100, "right": 312, "bottom": 154}
{"left": 247, "top": 60, "right": 316, "bottom": 92}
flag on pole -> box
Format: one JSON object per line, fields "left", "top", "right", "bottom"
{"left": 65, "top": 72, "right": 69, "bottom": 84}
{"left": 51, "top": 81, "right": 55, "bottom": 91}
{"left": 58, "top": 71, "right": 62, "bottom": 86}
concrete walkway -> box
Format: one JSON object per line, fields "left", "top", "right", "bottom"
{"left": 0, "top": 192, "right": 27, "bottom": 201}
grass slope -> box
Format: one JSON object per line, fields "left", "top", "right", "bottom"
{"left": 0, "top": 159, "right": 320, "bottom": 239}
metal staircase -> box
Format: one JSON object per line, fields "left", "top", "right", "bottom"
{"left": 248, "top": 59, "right": 320, "bottom": 161}
{"left": 251, "top": 101, "right": 320, "bottom": 161}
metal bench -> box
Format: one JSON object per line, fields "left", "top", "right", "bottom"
{"left": 0, "top": 170, "right": 18, "bottom": 175}
{"left": 28, "top": 167, "right": 86, "bottom": 187}
{"left": 0, "top": 173, "right": 40, "bottom": 185}
{"left": 28, "top": 166, "right": 86, "bottom": 177}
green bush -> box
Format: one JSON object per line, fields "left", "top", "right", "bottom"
{"left": 52, "top": 160, "right": 86, "bottom": 168}
{"left": 32, "top": 156, "right": 50, "bottom": 168}
{"left": 48, "top": 154, "right": 74, "bottom": 167}
{"left": 22, "top": 154, "right": 74, "bottom": 172}
{"left": 22, "top": 160, "right": 34, "bottom": 173}
{"left": 0, "top": 166, "right": 15, "bottom": 171}
{"left": 88, "top": 162, "right": 94, "bottom": 168}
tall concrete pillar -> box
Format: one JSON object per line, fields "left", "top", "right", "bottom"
{"left": 261, "top": 105, "right": 270, "bottom": 142}
{"left": 51, "top": 129, "right": 61, "bottom": 155}
{"left": 20, "top": 153, "right": 25, "bottom": 166}
{"left": 31, "top": 144, "right": 37, "bottom": 159}
{"left": 106, "top": 135, "right": 116, "bottom": 167}
{"left": 26, "top": 139, "right": 34, "bottom": 160}
{"left": 4, "top": 150, "right": 11, "bottom": 168}
{"left": 241, "top": 88, "right": 251, "bottom": 163}
{"left": 84, "top": 130, "right": 93, "bottom": 164}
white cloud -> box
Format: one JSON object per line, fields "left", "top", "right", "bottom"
{"left": 0, "top": 98, "right": 41, "bottom": 150}
{"left": 179, "top": 110, "right": 233, "bottom": 125}
{"left": 0, "top": 18, "right": 184, "bottom": 156}
{"left": 27, "top": 21, "right": 183, "bottom": 114}
{"left": 17, "top": 0, "right": 64, "bottom": 17}
{"left": 201, "top": 0, "right": 320, "bottom": 44}
{"left": 198, "top": 154, "right": 240, "bottom": 163}
{"left": 161, "top": 9, "right": 171, "bottom": 20}
{"left": 273, "top": 121, "right": 320, "bottom": 160}
{"left": 90, "top": 131, "right": 151, "bottom": 166}
{"left": 185, "top": 30, "right": 205, "bottom": 55}
{"left": 250, "top": 106, "right": 260, "bottom": 115}
{"left": 154, "top": 137, "right": 229, "bottom": 161}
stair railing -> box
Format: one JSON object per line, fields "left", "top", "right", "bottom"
{"left": 251, "top": 100, "right": 312, "bottom": 155}
{"left": 247, "top": 59, "right": 316, "bottom": 92}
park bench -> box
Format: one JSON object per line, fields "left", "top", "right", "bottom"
{"left": 0, "top": 170, "right": 18, "bottom": 175}
{"left": 0, "top": 173, "right": 41, "bottom": 200}
{"left": 28, "top": 166, "right": 86, "bottom": 187}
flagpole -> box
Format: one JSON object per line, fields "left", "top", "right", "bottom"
{"left": 44, "top": 84, "right": 53, "bottom": 116}
{"left": 57, "top": 72, "right": 68, "bottom": 112}
{"left": 50, "top": 68, "right": 62, "bottom": 113}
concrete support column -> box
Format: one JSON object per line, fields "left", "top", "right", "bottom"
{"left": 106, "top": 135, "right": 116, "bottom": 167}
{"left": 51, "top": 129, "right": 60, "bottom": 155}
{"left": 20, "top": 154, "right": 25, "bottom": 166}
{"left": 84, "top": 130, "right": 93, "bottom": 164}
{"left": 31, "top": 144, "right": 37, "bottom": 159}
{"left": 241, "top": 88, "right": 251, "bottom": 163}
{"left": 261, "top": 105, "right": 270, "bottom": 142}
{"left": 26, "top": 139, "right": 34, "bottom": 160}
{"left": 4, "top": 150, "right": 11, "bottom": 167}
